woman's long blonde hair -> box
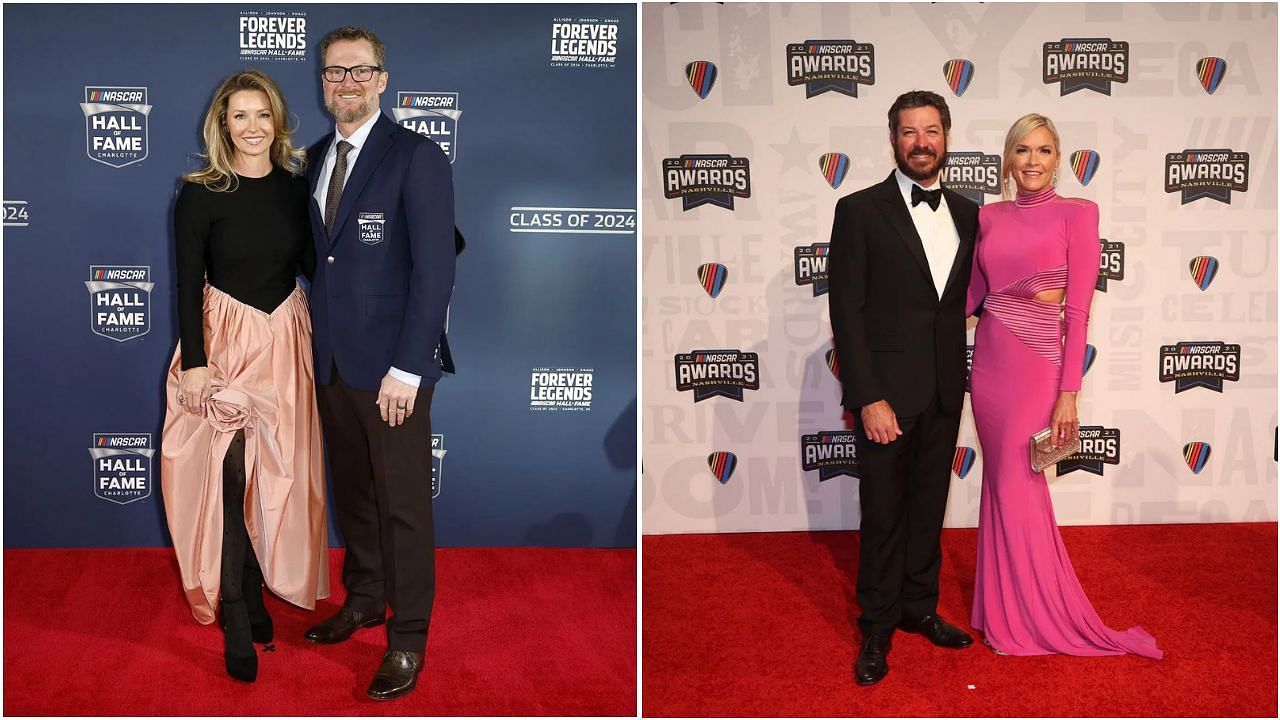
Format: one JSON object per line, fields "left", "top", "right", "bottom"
{"left": 183, "top": 70, "right": 306, "bottom": 192}
{"left": 1000, "top": 113, "right": 1061, "bottom": 201}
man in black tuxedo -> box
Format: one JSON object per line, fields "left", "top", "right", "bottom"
{"left": 827, "top": 90, "right": 978, "bottom": 686}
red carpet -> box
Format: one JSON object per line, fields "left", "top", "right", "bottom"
{"left": 4, "top": 547, "right": 635, "bottom": 716}
{"left": 643, "top": 523, "right": 1277, "bottom": 717}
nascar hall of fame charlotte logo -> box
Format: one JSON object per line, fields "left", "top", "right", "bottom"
{"left": 430, "top": 434, "right": 445, "bottom": 498}
{"left": 90, "top": 433, "right": 153, "bottom": 505}
{"left": 674, "top": 349, "right": 759, "bottom": 402}
{"left": 81, "top": 86, "right": 150, "bottom": 167}
{"left": 663, "top": 154, "right": 751, "bottom": 211}
{"left": 786, "top": 39, "right": 875, "bottom": 98}
{"left": 391, "top": 92, "right": 461, "bottom": 163}
{"left": 237, "top": 10, "right": 306, "bottom": 61}
{"left": 794, "top": 243, "right": 830, "bottom": 296}
{"left": 1057, "top": 426, "right": 1121, "bottom": 476}
{"left": 1097, "top": 240, "right": 1124, "bottom": 291}
{"left": 1165, "top": 149, "right": 1249, "bottom": 204}
{"left": 942, "top": 152, "right": 1000, "bottom": 206}
{"left": 550, "top": 17, "right": 619, "bottom": 68}
{"left": 85, "top": 265, "right": 153, "bottom": 341}
{"left": 529, "top": 368, "right": 593, "bottom": 411}
{"left": 1043, "top": 38, "right": 1128, "bottom": 95}
{"left": 1159, "top": 341, "right": 1240, "bottom": 393}
{"left": 801, "top": 431, "right": 861, "bottom": 481}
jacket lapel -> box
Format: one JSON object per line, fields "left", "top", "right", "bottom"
{"left": 327, "top": 114, "right": 395, "bottom": 250}
{"left": 306, "top": 134, "right": 331, "bottom": 239}
{"left": 938, "top": 188, "right": 976, "bottom": 301}
{"left": 873, "top": 173, "right": 935, "bottom": 293}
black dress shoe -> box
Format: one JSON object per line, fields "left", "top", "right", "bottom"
{"left": 854, "top": 632, "right": 891, "bottom": 686}
{"left": 222, "top": 600, "right": 258, "bottom": 683}
{"left": 898, "top": 614, "right": 973, "bottom": 649}
{"left": 367, "top": 650, "right": 424, "bottom": 700}
{"left": 304, "top": 606, "right": 386, "bottom": 644}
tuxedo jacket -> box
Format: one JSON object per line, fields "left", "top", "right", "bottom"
{"left": 306, "top": 113, "right": 456, "bottom": 391}
{"left": 827, "top": 172, "right": 978, "bottom": 417}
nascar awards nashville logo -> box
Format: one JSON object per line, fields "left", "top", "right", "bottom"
{"left": 85, "top": 265, "right": 153, "bottom": 341}
{"left": 392, "top": 92, "right": 461, "bottom": 163}
{"left": 1165, "top": 149, "right": 1249, "bottom": 204}
{"left": 663, "top": 154, "right": 751, "bottom": 211}
{"left": 674, "top": 349, "right": 759, "bottom": 402}
{"left": 1159, "top": 341, "right": 1240, "bottom": 393}
{"left": 941, "top": 152, "right": 1000, "bottom": 206}
{"left": 794, "top": 243, "right": 830, "bottom": 296}
{"left": 800, "top": 431, "right": 861, "bottom": 480}
{"left": 90, "top": 433, "right": 153, "bottom": 505}
{"left": 1043, "top": 38, "right": 1129, "bottom": 95}
{"left": 1097, "top": 240, "right": 1125, "bottom": 291}
{"left": 81, "top": 86, "right": 150, "bottom": 167}
{"left": 1057, "top": 426, "right": 1121, "bottom": 476}
{"left": 786, "top": 39, "right": 875, "bottom": 98}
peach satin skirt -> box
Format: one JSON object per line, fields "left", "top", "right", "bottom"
{"left": 161, "top": 284, "right": 330, "bottom": 624}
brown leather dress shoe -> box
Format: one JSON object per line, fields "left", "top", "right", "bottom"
{"left": 367, "top": 650, "right": 424, "bottom": 700}
{"left": 303, "top": 606, "right": 386, "bottom": 644}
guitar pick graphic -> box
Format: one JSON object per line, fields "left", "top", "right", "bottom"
{"left": 1083, "top": 344, "right": 1097, "bottom": 376}
{"left": 818, "top": 152, "right": 850, "bottom": 189}
{"left": 1070, "top": 150, "right": 1100, "bottom": 186}
{"left": 1196, "top": 57, "right": 1226, "bottom": 95}
{"left": 697, "top": 263, "right": 728, "bottom": 298}
{"left": 942, "top": 59, "right": 974, "bottom": 97}
{"left": 707, "top": 451, "right": 737, "bottom": 484}
{"left": 1189, "top": 256, "right": 1218, "bottom": 291}
{"left": 1183, "top": 442, "right": 1211, "bottom": 474}
{"left": 686, "top": 60, "right": 718, "bottom": 99}
{"left": 825, "top": 349, "right": 839, "bottom": 379}
{"left": 952, "top": 446, "right": 976, "bottom": 479}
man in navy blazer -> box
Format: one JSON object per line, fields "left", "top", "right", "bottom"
{"left": 301, "top": 26, "right": 455, "bottom": 701}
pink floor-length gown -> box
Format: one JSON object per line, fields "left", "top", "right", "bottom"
{"left": 966, "top": 186, "right": 1161, "bottom": 658}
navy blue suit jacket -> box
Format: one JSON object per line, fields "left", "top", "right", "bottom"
{"left": 306, "top": 113, "right": 456, "bottom": 391}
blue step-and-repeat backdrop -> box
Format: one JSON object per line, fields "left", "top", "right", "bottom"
{"left": 3, "top": 4, "right": 637, "bottom": 548}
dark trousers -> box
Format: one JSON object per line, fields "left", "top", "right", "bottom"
{"left": 316, "top": 364, "right": 437, "bottom": 653}
{"left": 853, "top": 396, "right": 960, "bottom": 637}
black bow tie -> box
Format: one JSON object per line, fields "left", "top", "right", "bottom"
{"left": 911, "top": 185, "right": 942, "bottom": 211}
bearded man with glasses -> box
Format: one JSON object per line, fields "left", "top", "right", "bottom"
{"left": 302, "top": 25, "right": 456, "bottom": 701}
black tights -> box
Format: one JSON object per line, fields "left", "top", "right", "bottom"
{"left": 220, "top": 430, "right": 260, "bottom": 605}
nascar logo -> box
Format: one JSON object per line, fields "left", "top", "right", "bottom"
{"left": 794, "top": 243, "right": 830, "bottom": 297}
{"left": 707, "top": 451, "right": 737, "bottom": 484}
{"left": 697, "top": 262, "right": 728, "bottom": 298}
{"left": 1189, "top": 256, "right": 1219, "bottom": 291}
{"left": 686, "top": 60, "right": 718, "bottom": 99}
{"left": 818, "top": 152, "right": 849, "bottom": 189}
{"left": 942, "top": 59, "right": 974, "bottom": 97}
{"left": 1070, "top": 150, "right": 1100, "bottom": 186}
{"left": 800, "top": 431, "right": 861, "bottom": 481}
{"left": 1196, "top": 57, "right": 1226, "bottom": 95}
{"left": 1083, "top": 344, "right": 1097, "bottom": 377}
{"left": 391, "top": 91, "right": 460, "bottom": 163}
{"left": 785, "top": 39, "right": 875, "bottom": 98}
{"left": 1183, "top": 441, "right": 1211, "bottom": 474}
{"left": 952, "top": 446, "right": 977, "bottom": 479}
{"left": 825, "top": 348, "right": 839, "bottom": 379}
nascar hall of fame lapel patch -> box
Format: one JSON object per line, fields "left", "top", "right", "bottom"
{"left": 786, "top": 39, "right": 875, "bottom": 98}
{"left": 86, "top": 265, "right": 153, "bottom": 342}
{"left": 801, "top": 431, "right": 861, "bottom": 481}
{"left": 357, "top": 212, "right": 385, "bottom": 245}
{"left": 663, "top": 154, "right": 751, "bottom": 211}
{"left": 90, "top": 433, "right": 154, "bottom": 504}
{"left": 674, "top": 349, "right": 760, "bottom": 402}
{"left": 1165, "top": 149, "right": 1249, "bottom": 204}
{"left": 1159, "top": 341, "right": 1240, "bottom": 393}
{"left": 794, "top": 243, "right": 830, "bottom": 296}
{"left": 430, "top": 434, "right": 445, "bottom": 499}
{"left": 391, "top": 92, "right": 461, "bottom": 163}
{"left": 941, "top": 152, "right": 1001, "bottom": 206}
{"left": 81, "top": 86, "right": 150, "bottom": 167}
{"left": 1057, "top": 426, "right": 1121, "bottom": 476}
{"left": 1042, "top": 38, "right": 1129, "bottom": 95}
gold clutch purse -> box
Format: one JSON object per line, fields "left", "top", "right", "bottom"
{"left": 1029, "top": 427, "right": 1082, "bottom": 473}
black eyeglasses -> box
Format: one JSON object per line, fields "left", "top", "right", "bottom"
{"left": 322, "top": 65, "right": 383, "bottom": 83}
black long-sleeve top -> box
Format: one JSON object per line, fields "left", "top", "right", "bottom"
{"left": 173, "top": 168, "right": 315, "bottom": 369}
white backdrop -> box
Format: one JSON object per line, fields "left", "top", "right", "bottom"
{"left": 642, "top": 2, "right": 1277, "bottom": 535}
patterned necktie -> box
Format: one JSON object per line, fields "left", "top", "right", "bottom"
{"left": 324, "top": 140, "right": 354, "bottom": 235}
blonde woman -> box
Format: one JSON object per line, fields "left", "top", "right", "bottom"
{"left": 160, "top": 69, "right": 329, "bottom": 682}
{"left": 965, "top": 113, "right": 1160, "bottom": 659}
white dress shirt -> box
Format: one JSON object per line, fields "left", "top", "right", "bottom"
{"left": 316, "top": 110, "right": 421, "bottom": 388}
{"left": 894, "top": 168, "right": 961, "bottom": 299}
